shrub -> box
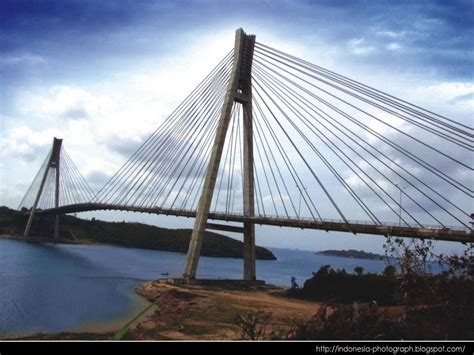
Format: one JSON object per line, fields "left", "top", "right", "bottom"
{"left": 293, "top": 265, "right": 398, "bottom": 305}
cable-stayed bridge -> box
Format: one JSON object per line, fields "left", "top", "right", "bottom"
{"left": 18, "top": 29, "right": 473, "bottom": 281}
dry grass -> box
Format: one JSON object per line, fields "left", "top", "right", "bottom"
{"left": 128, "top": 282, "right": 321, "bottom": 340}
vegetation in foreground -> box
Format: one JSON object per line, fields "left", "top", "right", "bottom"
{"left": 236, "top": 237, "right": 474, "bottom": 340}
{"left": 0, "top": 206, "right": 276, "bottom": 260}
{"left": 289, "top": 264, "right": 398, "bottom": 305}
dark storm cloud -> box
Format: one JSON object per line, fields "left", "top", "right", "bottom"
{"left": 0, "top": 0, "right": 471, "bottom": 117}
{"left": 2, "top": 0, "right": 472, "bottom": 80}
{"left": 276, "top": 0, "right": 474, "bottom": 81}
{"left": 0, "top": 0, "right": 188, "bottom": 112}
{"left": 0, "top": 0, "right": 150, "bottom": 51}
{"left": 0, "top": 0, "right": 214, "bottom": 63}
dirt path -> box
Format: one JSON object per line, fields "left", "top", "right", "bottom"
{"left": 130, "top": 281, "right": 321, "bottom": 340}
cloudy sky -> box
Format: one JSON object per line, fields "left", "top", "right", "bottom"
{"left": 1, "top": 0, "right": 472, "bottom": 254}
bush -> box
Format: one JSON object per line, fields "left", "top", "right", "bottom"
{"left": 236, "top": 300, "right": 474, "bottom": 340}
{"left": 234, "top": 311, "right": 272, "bottom": 340}
{"left": 292, "top": 265, "right": 398, "bottom": 305}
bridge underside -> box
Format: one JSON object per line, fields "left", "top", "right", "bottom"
{"left": 32, "top": 203, "right": 473, "bottom": 243}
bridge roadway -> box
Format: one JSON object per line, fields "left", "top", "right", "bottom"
{"left": 30, "top": 203, "right": 473, "bottom": 243}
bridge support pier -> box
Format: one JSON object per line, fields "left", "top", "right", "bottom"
{"left": 53, "top": 138, "right": 61, "bottom": 240}
{"left": 241, "top": 39, "right": 256, "bottom": 281}
{"left": 24, "top": 137, "right": 62, "bottom": 238}
{"left": 183, "top": 28, "right": 256, "bottom": 281}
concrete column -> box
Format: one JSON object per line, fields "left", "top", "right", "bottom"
{"left": 241, "top": 36, "right": 256, "bottom": 281}
{"left": 53, "top": 138, "right": 62, "bottom": 239}
{"left": 242, "top": 100, "right": 256, "bottom": 280}
{"left": 24, "top": 137, "right": 62, "bottom": 237}
{"left": 24, "top": 156, "right": 52, "bottom": 237}
{"left": 183, "top": 29, "right": 255, "bottom": 280}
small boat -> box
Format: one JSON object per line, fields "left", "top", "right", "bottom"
{"left": 161, "top": 272, "right": 169, "bottom": 276}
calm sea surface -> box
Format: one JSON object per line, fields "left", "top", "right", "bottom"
{"left": 0, "top": 238, "right": 401, "bottom": 336}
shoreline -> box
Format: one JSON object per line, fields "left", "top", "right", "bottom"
{"left": 0, "top": 239, "right": 398, "bottom": 340}
{"left": 70, "top": 289, "right": 150, "bottom": 335}
{"left": 0, "top": 233, "right": 99, "bottom": 246}
{"left": 3, "top": 281, "right": 314, "bottom": 340}
{"left": 0, "top": 206, "right": 277, "bottom": 261}
{"left": 3, "top": 279, "right": 411, "bottom": 340}
{"left": 0, "top": 234, "right": 277, "bottom": 261}
{"left": 0, "top": 278, "right": 150, "bottom": 341}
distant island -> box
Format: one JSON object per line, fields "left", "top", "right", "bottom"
{"left": 315, "top": 249, "right": 385, "bottom": 260}
{"left": 0, "top": 206, "right": 276, "bottom": 260}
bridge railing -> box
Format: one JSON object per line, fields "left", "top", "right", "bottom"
{"left": 208, "top": 210, "right": 472, "bottom": 233}
{"left": 33, "top": 203, "right": 472, "bottom": 233}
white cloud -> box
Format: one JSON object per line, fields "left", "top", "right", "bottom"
{"left": 348, "top": 38, "right": 376, "bottom": 55}
{"left": 0, "top": 124, "right": 53, "bottom": 161}
{"left": 386, "top": 42, "right": 402, "bottom": 51}
{"left": 376, "top": 30, "right": 405, "bottom": 39}
{"left": 0, "top": 53, "right": 46, "bottom": 66}
{"left": 423, "top": 82, "right": 474, "bottom": 107}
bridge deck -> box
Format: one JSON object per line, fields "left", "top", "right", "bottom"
{"left": 30, "top": 203, "right": 473, "bottom": 243}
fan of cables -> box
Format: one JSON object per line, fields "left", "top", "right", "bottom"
{"left": 90, "top": 42, "right": 472, "bottom": 229}
{"left": 18, "top": 146, "right": 94, "bottom": 210}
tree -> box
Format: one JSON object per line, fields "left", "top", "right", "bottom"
{"left": 383, "top": 265, "right": 396, "bottom": 278}
{"left": 354, "top": 266, "right": 364, "bottom": 276}
{"left": 291, "top": 276, "right": 299, "bottom": 289}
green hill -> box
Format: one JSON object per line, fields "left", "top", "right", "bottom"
{"left": 315, "top": 249, "right": 384, "bottom": 260}
{"left": 0, "top": 206, "right": 276, "bottom": 260}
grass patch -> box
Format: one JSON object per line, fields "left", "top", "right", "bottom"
{"left": 113, "top": 301, "right": 156, "bottom": 340}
